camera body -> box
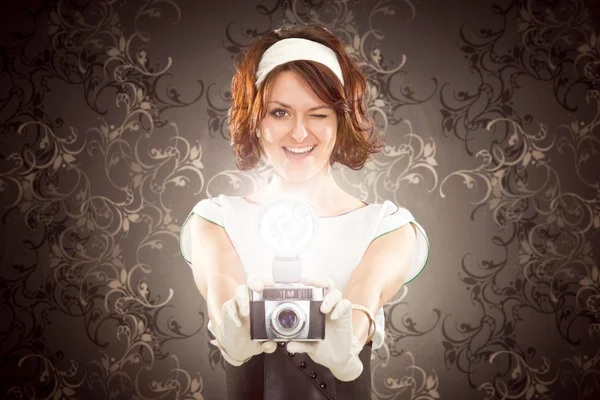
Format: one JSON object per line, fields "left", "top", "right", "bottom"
{"left": 249, "top": 284, "right": 325, "bottom": 341}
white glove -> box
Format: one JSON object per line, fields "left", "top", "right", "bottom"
{"left": 286, "top": 276, "right": 365, "bottom": 382}
{"left": 209, "top": 276, "right": 277, "bottom": 366}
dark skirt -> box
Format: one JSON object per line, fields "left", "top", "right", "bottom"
{"left": 223, "top": 341, "right": 373, "bottom": 400}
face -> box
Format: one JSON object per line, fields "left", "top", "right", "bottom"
{"left": 258, "top": 71, "right": 338, "bottom": 183}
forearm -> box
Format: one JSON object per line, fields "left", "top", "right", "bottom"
{"left": 343, "top": 280, "right": 383, "bottom": 345}
{"left": 341, "top": 224, "right": 416, "bottom": 344}
{"left": 204, "top": 273, "right": 243, "bottom": 327}
{"left": 189, "top": 215, "right": 246, "bottom": 327}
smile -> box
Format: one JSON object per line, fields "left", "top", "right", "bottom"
{"left": 282, "top": 145, "right": 316, "bottom": 163}
{"left": 283, "top": 145, "right": 315, "bottom": 154}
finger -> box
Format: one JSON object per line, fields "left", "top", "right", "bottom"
{"left": 247, "top": 274, "right": 275, "bottom": 292}
{"left": 235, "top": 284, "right": 250, "bottom": 317}
{"left": 330, "top": 299, "right": 352, "bottom": 320}
{"left": 320, "top": 288, "right": 342, "bottom": 314}
{"left": 301, "top": 274, "right": 334, "bottom": 289}
{"left": 222, "top": 299, "right": 242, "bottom": 328}
{"left": 247, "top": 274, "right": 264, "bottom": 292}
{"left": 286, "top": 341, "right": 317, "bottom": 355}
{"left": 263, "top": 276, "right": 275, "bottom": 287}
{"left": 261, "top": 341, "right": 277, "bottom": 354}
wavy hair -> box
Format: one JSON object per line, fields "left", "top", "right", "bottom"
{"left": 227, "top": 24, "right": 383, "bottom": 170}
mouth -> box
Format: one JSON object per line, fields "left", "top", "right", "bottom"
{"left": 282, "top": 145, "right": 316, "bottom": 162}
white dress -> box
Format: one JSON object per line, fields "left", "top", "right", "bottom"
{"left": 179, "top": 194, "right": 430, "bottom": 349}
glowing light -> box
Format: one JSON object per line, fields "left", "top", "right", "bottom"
{"left": 256, "top": 194, "right": 318, "bottom": 258}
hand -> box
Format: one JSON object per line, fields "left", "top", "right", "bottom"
{"left": 286, "top": 276, "right": 365, "bottom": 382}
{"left": 209, "top": 275, "right": 277, "bottom": 366}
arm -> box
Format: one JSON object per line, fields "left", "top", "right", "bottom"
{"left": 286, "top": 223, "right": 418, "bottom": 381}
{"left": 189, "top": 214, "right": 246, "bottom": 327}
{"left": 343, "top": 222, "right": 418, "bottom": 344}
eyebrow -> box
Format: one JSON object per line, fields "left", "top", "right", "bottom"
{"left": 268, "top": 101, "right": 332, "bottom": 112}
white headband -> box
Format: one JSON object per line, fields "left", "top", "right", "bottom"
{"left": 255, "top": 38, "right": 345, "bottom": 88}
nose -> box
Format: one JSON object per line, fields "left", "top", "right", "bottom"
{"left": 291, "top": 118, "right": 308, "bottom": 142}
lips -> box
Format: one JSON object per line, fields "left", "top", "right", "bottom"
{"left": 282, "top": 145, "right": 316, "bottom": 162}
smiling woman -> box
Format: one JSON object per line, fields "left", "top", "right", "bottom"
{"left": 179, "top": 24, "right": 431, "bottom": 400}
{"left": 258, "top": 70, "right": 338, "bottom": 182}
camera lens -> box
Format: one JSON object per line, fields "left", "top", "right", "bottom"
{"left": 270, "top": 302, "right": 305, "bottom": 338}
{"left": 277, "top": 309, "right": 297, "bottom": 329}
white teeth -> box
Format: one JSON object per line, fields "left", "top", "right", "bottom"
{"left": 284, "top": 146, "right": 314, "bottom": 154}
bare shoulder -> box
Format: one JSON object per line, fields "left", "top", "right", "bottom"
{"left": 244, "top": 187, "right": 272, "bottom": 204}
{"left": 342, "top": 193, "right": 368, "bottom": 208}
{"left": 331, "top": 191, "right": 368, "bottom": 214}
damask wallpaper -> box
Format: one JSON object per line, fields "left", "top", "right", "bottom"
{"left": 1, "top": 0, "right": 599, "bottom": 399}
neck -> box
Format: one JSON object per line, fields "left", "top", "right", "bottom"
{"left": 263, "top": 167, "right": 342, "bottom": 210}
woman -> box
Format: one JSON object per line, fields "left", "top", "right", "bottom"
{"left": 179, "top": 24, "right": 430, "bottom": 399}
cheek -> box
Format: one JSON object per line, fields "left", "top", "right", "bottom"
{"left": 326, "top": 125, "right": 336, "bottom": 139}
{"left": 260, "top": 123, "right": 288, "bottom": 143}
{"left": 319, "top": 125, "right": 336, "bottom": 145}
{"left": 308, "top": 117, "right": 336, "bottom": 135}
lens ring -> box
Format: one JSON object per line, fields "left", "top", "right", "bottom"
{"left": 269, "top": 303, "right": 306, "bottom": 338}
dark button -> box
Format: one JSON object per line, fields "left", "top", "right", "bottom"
{"left": 278, "top": 342, "right": 286, "bottom": 347}
{"left": 287, "top": 352, "right": 295, "bottom": 357}
{"left": 299, "top": 362, "right": 306, "bottom": 368}
{"left": 309, "top": 372, "right": 317, "bottom": 379}
{"left": 319, "top": 382, "right": 327, "bottom": 389}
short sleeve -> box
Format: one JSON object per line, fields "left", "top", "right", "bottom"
{"left": 179, "top": 197, "right": 224, "bottom": 265}
{"left": 373, "top": 201, "right": 430, "bottom": 284}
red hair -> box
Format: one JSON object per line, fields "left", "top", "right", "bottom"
{"left": 227, "top": 24, "right": 383, "bottom": 170}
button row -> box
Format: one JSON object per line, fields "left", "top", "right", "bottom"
{"left": 280, "top": 342, "right": 329, "bottom": 394}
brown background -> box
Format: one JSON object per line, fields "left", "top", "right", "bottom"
{"left": 1, "top": 0, "right": 599, "bottom": 399}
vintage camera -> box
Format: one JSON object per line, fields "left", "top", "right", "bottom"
{"left": 249, "top": 196, "right": 325, "bottom": 341}
{"left": 249, "top": 278, "right": 325, "bottom": 341}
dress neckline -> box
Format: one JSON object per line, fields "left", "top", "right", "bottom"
{"left": 240, "top": 196, "right": 372, "bottom": 219}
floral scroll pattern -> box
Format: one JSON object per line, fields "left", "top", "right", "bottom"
{"left": 0, "top": 0, "right": 598, "bottom": 399}
{"left": 2, "top": 1, "right": 204, "bottom": 399}
{"left": 437, "top": 0, "right": 600, "bottom": 397}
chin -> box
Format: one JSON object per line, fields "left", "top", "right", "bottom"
{"left": 270, "top": 156, "right": 331, "bottom": 183}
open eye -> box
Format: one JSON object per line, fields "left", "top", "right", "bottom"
{"left": 270, "top": 108, "right": 289, "bottom": 118}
